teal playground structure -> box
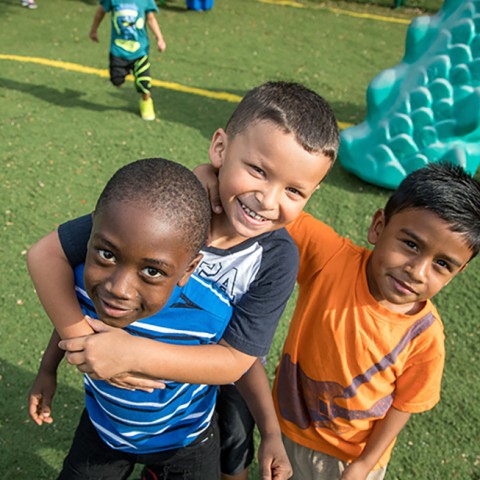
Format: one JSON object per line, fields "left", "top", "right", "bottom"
{"left": 339, "top": 0, "right": 480, "bottom": 189}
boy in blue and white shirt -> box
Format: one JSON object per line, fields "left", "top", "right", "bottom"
{"left": 34, "top": 158, "right": 232, "bottom": 479}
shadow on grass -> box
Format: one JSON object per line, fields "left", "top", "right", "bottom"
{"left": 0, "top": 77, "right": 133, "bottom": 114}
{"left": 0, "top": 0, "right": 26, "bottom": 15}
{"left": 0, "top": 75, "right": 237, "bottom": 140}
{"left": 125, "top": 84, "right": 238, "bottom": 139}
{"left": 0, "top": 359, "right": 83, "bottom": 479}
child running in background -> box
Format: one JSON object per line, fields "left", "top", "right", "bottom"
{"left": 36, "top": 157, "right": 233, "bottom": 478}
{"left": 272, "top": 163, "right": 480, "bottom": 479}
{"left": 28, "top": 81, "right": 340, "bottom": 480}
{"left": 89, "top": 0, "right": 166, "bottom": 120}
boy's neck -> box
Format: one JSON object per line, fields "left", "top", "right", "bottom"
{"left": 207, "top": 213, "right": 255, "bottom": 250}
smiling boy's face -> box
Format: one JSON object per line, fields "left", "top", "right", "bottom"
{"left": 84, "top": 201, "right": 202, "bottom": 328}
{"left": 208, "top": 120, "right": 332, "bottom": 244}
{"left": 366, "top": 207, "right": 472, "bottom": 315}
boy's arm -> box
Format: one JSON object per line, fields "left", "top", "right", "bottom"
{"left": 27, "top": 230, "right": 94, "bottom": 338}
{"left": 89, "top": 6, "right": 106, "bottom": 42}
{"left": 236, "top": 359, "right": 292, "bottom": 480}
{"left": 193, "top": 163, "right": 222, "bottom": 214}
{"left": 60, "top": 317, "right": 255, "bottom": 384}
{"left": 340, "top": 407, "right": 411, "bottom": 480}
{"left": 28, "top": 330, "right": 64, "bottom": 426}
{"left": 146, "top": 12, "right": 166, "bottom": 52}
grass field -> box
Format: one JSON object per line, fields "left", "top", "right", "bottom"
{"left": 1, "top": 0, "right": 479, "bottom": 478}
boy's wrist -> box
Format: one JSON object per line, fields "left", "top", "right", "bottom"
{"left": 256, "top": 418, "right": 282, "bottom": 438}
{"left": 38, "top": 362, "right": 59, "bottom": 375}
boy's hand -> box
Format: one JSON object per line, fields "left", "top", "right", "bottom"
{"left": 258, "top": 433, "right": 293, "bottom": 480}
{"left": 89, "top": 30, "right": 99, "bottom": 42}
{"left": 107, "top": 373, "right": 165, "bottom": 392}
{"left": 192, "top": 163, "right": 222, "bottom": 214}
{"left": 157, "top": 38, "right": 166, "bottom": 52}
{"left": 339, "top": 460, "right": 370, "bottom": 480}
{"left": 28, "top": 369, "right": 57, "bottom": 426}
{"left": 59, "top": 317, "right": 165, "bottom": 391}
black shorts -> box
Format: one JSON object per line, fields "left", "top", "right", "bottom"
{"left": 216, "top": 384, "right": 255, "bottom": 475}
{"left": 109, "top": 54, "right": 152, "bottom": 94}
{"left": 57, "top": 409, "right": 220, "bottom": 480}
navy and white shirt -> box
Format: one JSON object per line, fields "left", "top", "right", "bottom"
{"left": 59, "top": 214, "right": 299, "bottom": 357}
{"left": 74, "top": 264, "right": 232, "bottom": 454}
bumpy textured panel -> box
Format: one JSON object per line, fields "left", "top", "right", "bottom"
{"left": 339, "top": 0, "right": 480, "bottom": 189}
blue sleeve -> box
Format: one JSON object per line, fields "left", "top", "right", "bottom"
{"left": 221, "top": 231, "right": 299, "bottom": 357}
{"left": 144, "top": 0, "right": 158, "bottom": 13}
{"left": 58, "top": 214, "right": 93, "bottom": 267}
{"left": 100, "top": 0, "right": 112, "bottom": 12}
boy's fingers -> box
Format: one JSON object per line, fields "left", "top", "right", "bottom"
{"left": 108, "top": 375, "right": 166, "bottom": 392}
{"left": 28, "top": 395, "right": 42, "bottom": 425}
{"left": 211, "top": 193, "right": 223, "bottom": 214}
{"left": 28, "top": 394, "right": 53, "bottom": 425}
{"left": 39, "top": 405, "right": 53, "bottom": 424}
{"left": 58, "top": 338, "right": 84, "bottom": 352}
{"left": 85, "top": 316, "right": 115, "bottom": 333}
{"left": 41, "top": 410, "right": 54, "bottom": 424}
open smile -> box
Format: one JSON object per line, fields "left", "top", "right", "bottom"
{"left": 239, "top": 200, "right": 270, "bottom": 223}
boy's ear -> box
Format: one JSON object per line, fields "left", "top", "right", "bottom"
{"left": 209, "top": 128, "right": 228, "bottom": 169}
{"left": 177, "top": 253, "right": 203, "bottom": 287}
{"left": 367, "top": 209, "right": 386, "bottom": 245}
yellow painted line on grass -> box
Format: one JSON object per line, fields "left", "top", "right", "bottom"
{"left": 260, "top": 0, "right": 305, "bottom": 7}
{"left": 326, "top": 6, "right": 410, "bottom": 24}
{"left": 338, "top": 121, "right": 353, "bottom": 130}
{"left": 258, "top": 0, "right": 411, "bottom": 25}
{"left": 0, "top": 53, "right": 242, "bottom": 103}
{"left": 0, "top": 53, "right": 353, "bottom": 129}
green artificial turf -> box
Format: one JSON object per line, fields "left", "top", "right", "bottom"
{"left": 1, "top": 0, "right": 478, "bottom": 478}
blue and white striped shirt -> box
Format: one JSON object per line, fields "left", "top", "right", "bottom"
{"left": 74, "top": 264, "right": 232, "bottom": 454}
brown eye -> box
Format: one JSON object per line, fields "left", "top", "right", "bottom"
{"left": 286, "top": 187, "right": 302, "bottom": 197}
{"left": 142, "top": 267, "right": 163, "bottom": 278}
{"left": 98, "top": 249, "right": 115, "bottom": 262}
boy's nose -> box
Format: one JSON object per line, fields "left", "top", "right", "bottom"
{"left": 255, "top": 186, "right": 281, "bottom": 210}
{"left": 407, "top": 257, "right": 429, "bottom": 283}
{"left": 105, "top": 269, "right": 135, "bottom": 299}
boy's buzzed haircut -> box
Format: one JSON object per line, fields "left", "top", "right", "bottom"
{"left": 95, "top": 157, "right": 211, "bottom": 257}
{"left": 384, "top": 162, "right": 480, "bottom": 258}
{"left": 225, "top": 81, "right": 340, "bottom": 161}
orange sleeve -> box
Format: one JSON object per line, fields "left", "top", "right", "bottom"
{"left": 287, "top": 212, "right": 346, "bottom": 283}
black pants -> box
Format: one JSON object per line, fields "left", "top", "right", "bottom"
{"left": 216, "top": 384, "right": 255, "bottom": 475}
{"left": 58, "top": 409, "right": 220, "bottom": 480}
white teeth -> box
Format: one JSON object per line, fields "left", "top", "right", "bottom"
{"left": 241, "top": 203, "right": 267, "bottom": 221}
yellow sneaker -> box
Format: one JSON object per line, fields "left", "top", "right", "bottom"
{"left": 139, "top": 97, "right": 155, "bottom": 121}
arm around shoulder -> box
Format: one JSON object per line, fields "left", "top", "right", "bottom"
{"left": 61, "top": 329, "right": 256, "bottom": 384}
{"left": 27, "top": 230, "right": 93, "bottom": 338}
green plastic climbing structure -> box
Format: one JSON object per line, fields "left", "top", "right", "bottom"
{"left": 339, "top": 0, "right": 480, "bottom": 189}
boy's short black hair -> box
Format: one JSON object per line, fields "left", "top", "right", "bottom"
{"left": 384, "top": 162, "right": 480, "bottom": 258}
{"left": 225, "top": 81, "right": 340, "bottom": 162}
{"left": 95, "top": 158, "right": 211, "bottom": 258}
